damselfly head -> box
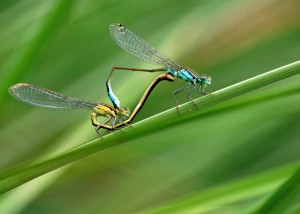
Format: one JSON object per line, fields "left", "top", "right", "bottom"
{"left": 197, "top": 75, "right": 211, "bottom": 94}
{"left": 118, "top": 107, "right": 130, "bottom": 118}
{"left": 198, "top": 75, "right": 211, "bottom": 85}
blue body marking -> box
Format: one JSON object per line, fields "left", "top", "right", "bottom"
{"left": 106, "top": 82, "right": 121, "bottom": 108}
{"left": 167, "top": 67, "right": 197, "bottom": 84}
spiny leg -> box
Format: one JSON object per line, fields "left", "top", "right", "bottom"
{"left": 111, "top": 114, "right": 117, "bottom": 128}
{"left": 198, "top": 84, "right": 208, "bottom": 95}
{"left": 114, "top": 116, "right": 128, "bottom": 133}
{"left": 95, "top": 117, "right": 111, "bottom": 135}
{"left": 95, "top": 116, "right": 114, "bottom": 136}
{"left": 114, "top": 115, "right": 135, "bottom": 133}
{"left": 186, "top": 84, "right": 199, "bottom": 110}
{"left": 118, "top": 116, "right": 123, "bottom": 124}
{"left": 173, "top": 84, "right": 193, "bottom": 113}
{"left": 91, "top": 112, "right": 111, "bottom": 131}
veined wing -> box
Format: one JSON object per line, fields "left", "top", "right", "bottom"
{"left": 9, "top": 83, "right": 97, "bottom": 110}
{"left": 109, "top": 23, "right": 182, "bottom": 71}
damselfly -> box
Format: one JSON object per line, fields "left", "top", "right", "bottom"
{"left": 9, "top": 83, "right": 128, "bottom": 134}
{"left": 9, "top": 74, "right": 174, "bottom": 134}
{"left": 107, "top": 23, "right": 211, "bottom": 111}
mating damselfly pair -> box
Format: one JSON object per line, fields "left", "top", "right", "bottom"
{"left": 9, "top": 23, "right": 211, "bottom": 135}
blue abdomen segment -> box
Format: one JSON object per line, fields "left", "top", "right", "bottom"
{"left": 106, "top": 82, "right": 121, "bottom": 108}
{"left": 167, "top": 67, "right": 196, "bottom": 83}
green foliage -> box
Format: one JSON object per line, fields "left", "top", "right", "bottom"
{"left": 0, "top": 0, "right": 300, "bottom": 213}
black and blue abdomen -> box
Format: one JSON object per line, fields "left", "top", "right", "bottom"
{"left": 106, "top": 82, "right": 121, "bottom": 108}
{"left": 167, "top": 67, "right": 197, "bottom": 84}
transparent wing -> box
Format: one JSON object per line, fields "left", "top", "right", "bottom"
{"left": 9, "top": 83, "right": 97, "bottom": 110}
{"left": 109, "top": 23, "right": 182, "bottom": 71}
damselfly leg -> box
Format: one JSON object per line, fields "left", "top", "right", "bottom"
{"left": 173, "top": 84, "right": 199, "bottom": 112}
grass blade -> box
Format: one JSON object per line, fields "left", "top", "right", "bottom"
{"left": 0, "top": 0, "right": 74, "bottom": 109}
{"left": 252, "top": 166, "right": 300, "bottom": 214}
{"left": 0, "top": 60, "right": 299, "bottom": 194}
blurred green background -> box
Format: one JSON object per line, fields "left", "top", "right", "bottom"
{"left": 0, "top": 0, "right": 300, "bottom": 213}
